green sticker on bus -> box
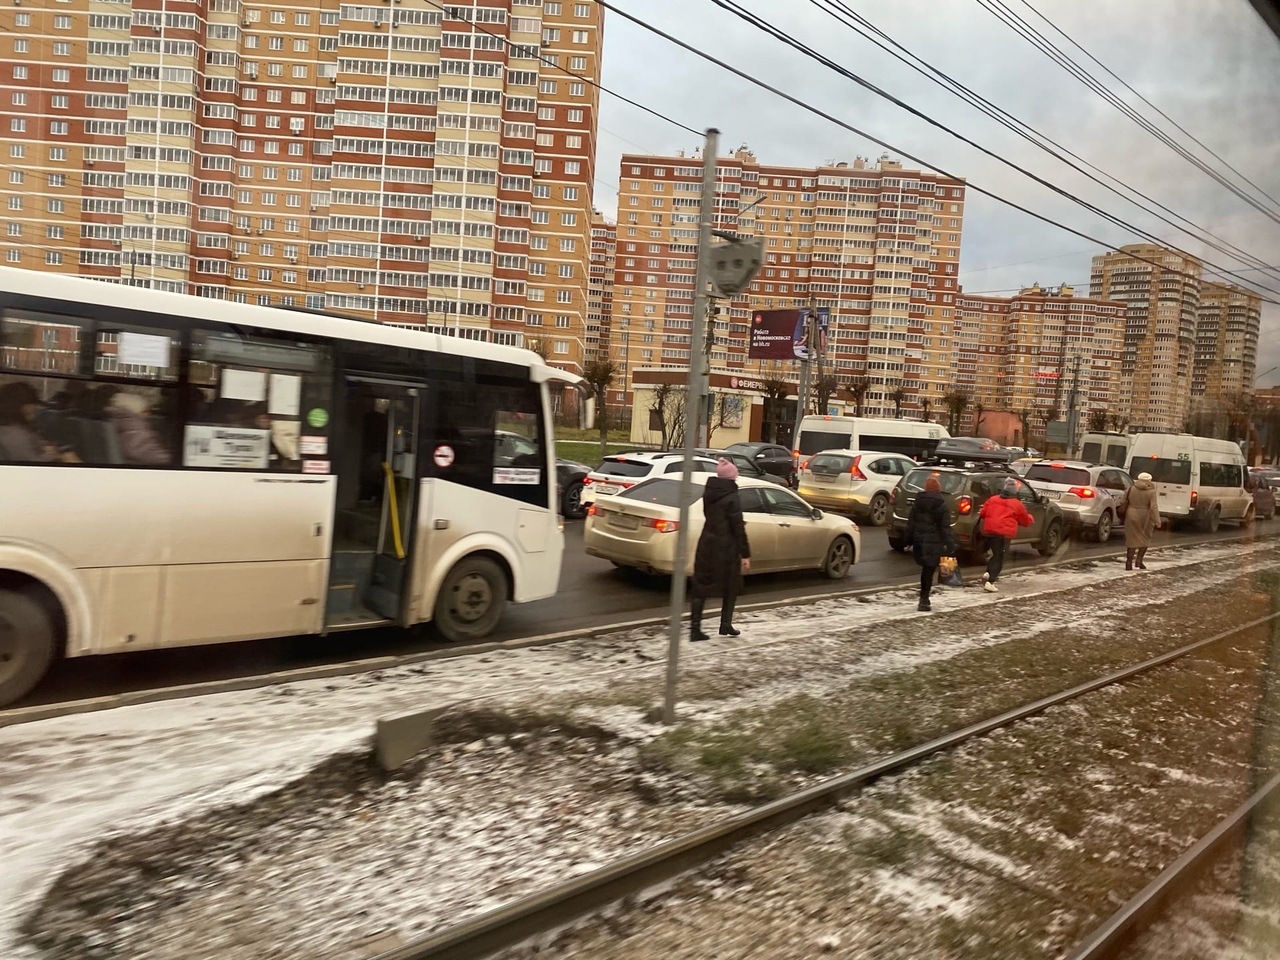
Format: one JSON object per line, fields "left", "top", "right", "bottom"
{"left": 306, "top": 408, "right": 329, "bottom": 428}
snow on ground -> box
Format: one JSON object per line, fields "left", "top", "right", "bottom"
{"left": 0, "top": 537, "right": 1273, "bottom": 955}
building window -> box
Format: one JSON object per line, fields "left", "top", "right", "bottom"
{"left": 569, "top": 82, "right": 585, "bottom": 96}
{"left": 51, "top": 95, "right": 68, "bottom": 110}
{"left": 12, "top": 66, "right": 27, "bottom": 80}
{"left": 570, "top": 57, "right": 587, "bottom": 71}
{"left": 53, "top": 41, "right": 71, "bottom": 56}
{"left": 52, "top": 69, "right": 70, "bottom": 83}
{"left": 13, "top": 40, "right": 28, "bottom": 54}
{"left": 46, "top": 252, "right": 63, "bottom": 265}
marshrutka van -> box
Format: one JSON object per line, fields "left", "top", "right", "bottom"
{"left": 1076, "top": 431, "right": 1131, "bottom": 467}
{"left": 1127, "top": 433, "right": 1252, "bottom": 531}
{"left": 795, "top": 416, "right": 950, "bottom": 462}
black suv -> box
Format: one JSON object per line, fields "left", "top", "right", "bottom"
{"left": 887, "top": 460, "right": 1066, "bottom": 562}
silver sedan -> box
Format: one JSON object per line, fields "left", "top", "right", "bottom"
{"left": 584, "top": 475, "right": 861, "bottom": 579}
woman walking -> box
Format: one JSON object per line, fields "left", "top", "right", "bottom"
{"left": 690, "top": 458, "right": 751, "bottom": 642}
{"left": 1123, "top": 471, "right": 1160, "bottom": 570}
{"left": 977, "top": 477, "right": 1034, "bottom": 592}
{"left": 905, "top": 475, "right": 956, "bottom": 612}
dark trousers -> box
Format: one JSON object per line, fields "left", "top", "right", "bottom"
{"left": 986, "top": 535, "right": 1009, "bottom": 582}
{"left": 919, "top": 565, "right": 938, "bottom": 602}
{"left": 691, "top": 589, "right": 738, "bottom": 633}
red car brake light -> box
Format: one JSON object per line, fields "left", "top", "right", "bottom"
{"left": 850, "top": 456, "right": 866, "bottom": 480}
{"left": 1190, "top": 490, "right": 1199, "bottom": 508}
{"left": 644, "top": 518, "right": 679, "bottom": 533}
{"left": 1068, "top": 486, "right": 1096, "bottom": 499}
{"left": 583, "top": 476, "right": 594, "bottom": 484}
{"left": 586, "top": 504, "right": 598, "bottom": 516}
{"left": 956, "top": 495, "right": 973, "bottom": 515}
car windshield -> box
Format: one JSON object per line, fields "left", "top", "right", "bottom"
{"left": 595, "top": 459, "right": 656, "bottom": 478}
{"left": 618, "top": 478, "right": 702, "bottom": 507}
{"left": 1131, "top": 457, "right": 1193, "bottom": 485}
{"left": 903, "top": 469, "right": 967, "bottom": 495}
{"left": 1025, "top": 464, "right": 1093, "bottom": 486}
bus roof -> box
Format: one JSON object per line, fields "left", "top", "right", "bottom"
{"left": 0, "top": 266, "right": 581, "bottom": 387}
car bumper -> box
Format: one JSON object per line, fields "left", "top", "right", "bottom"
{"left": 583, "top": 524, "right": 680, "bottom": 575}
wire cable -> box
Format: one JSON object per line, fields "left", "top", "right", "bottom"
{"left": 597, "top": 0, "right": 1280, "bottom": 309}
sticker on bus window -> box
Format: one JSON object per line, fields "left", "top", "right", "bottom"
{"left": 299, "top": 435, "right": 328, "bottom": 456}
{"left": 306, "top": 407, "right": 329, "bottom": 429}
{"left": 183, "top": 425, "right": 270, "bottom": 470}
{"left": 117, "top": 331, "right": 172, "bottom": 369}
{"left": 493, "top": 467, "right": 541, "bottom": 485}
{"left": 433, "top": 444, "right": 455, "bottom": 468}
{"left": 302, "top": 460, "right": 330, "bottom": 474}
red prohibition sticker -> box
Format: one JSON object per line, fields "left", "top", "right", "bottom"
{"left": 433, "top": 444, "right": 455, "bottom": 468}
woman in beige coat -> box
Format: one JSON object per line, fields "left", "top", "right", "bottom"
{"left": 1123, "top": 472, "right": 1160, "bottom": 570}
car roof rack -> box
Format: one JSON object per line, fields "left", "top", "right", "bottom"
{"left": 917, "top": 449, "right": 1017, "bottom": 471}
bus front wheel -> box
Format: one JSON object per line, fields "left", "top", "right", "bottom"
{"left": 433, "top": 556, "right": 509, "bottom": 643}
{"left": 0, "top": 588, "right": 56, "bottom": 707}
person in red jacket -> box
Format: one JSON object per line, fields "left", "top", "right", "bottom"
{"left": 977, "top": 477, "right": 1034, "bottom": 593}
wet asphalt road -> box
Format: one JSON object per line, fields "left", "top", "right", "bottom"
{"left": 12, "top": 519, "right": 1273, "bottom": 709}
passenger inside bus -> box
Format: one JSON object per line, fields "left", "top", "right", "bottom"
{"left": 0, "top": 380, "right": 81, "bottom": 463}
{"left": 103, "top": 389, "right": 171, "bottom": 466}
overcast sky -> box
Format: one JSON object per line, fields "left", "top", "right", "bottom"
{"left": 590, "top": 0, "right": 1280, "bottom": 387}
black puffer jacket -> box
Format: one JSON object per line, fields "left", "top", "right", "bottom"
{"left": 692, "top": 477, "right": 751, "bottom": 598}
{"left": 905, "top": 489, "right": 956, "bottom": 566}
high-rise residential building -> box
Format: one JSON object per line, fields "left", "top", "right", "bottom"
{"left": 1194, "top": 281, "right": 1261, "bottom": 402}
{"left": 956, "top": 283, "right": 1125, "bottom": 418}
{"left": 587, "top": 211, "right": 614, "bottom": 365}
{"left": 1090, "top": 244, "right": 1201, "bottom": 431}
{"left": 609, "top": 149, "right": 965, "bottom": 419}
{"left": 0, "top": 0, "right": 603, "bottom": 371}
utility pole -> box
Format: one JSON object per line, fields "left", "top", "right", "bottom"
{"left": 663, "top": 128, "right": 719, "bottom": 726}
{"left": 1067, "top": 353, "right": 1083, "bottom": 455}
{"left": 796, "top": 293, "right": 818, "bottom": 420}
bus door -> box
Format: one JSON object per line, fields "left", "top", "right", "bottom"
{"left": 327, "top": 378, "right": 421, "bottom": 627}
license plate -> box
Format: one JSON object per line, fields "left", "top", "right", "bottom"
{"left": 595, "top": 484, "right": 620, "bottom": 496}
{"left": 1042, "top": 490, "right": 1061, "bottom": 500}
{"left": 608, "top": 513, "right": 640, "bottom": 530}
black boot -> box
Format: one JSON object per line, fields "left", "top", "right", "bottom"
{"left": 690, "top": 598, "right": 710, "bottom": 642}
{"left": 918, "top": 598, "right": 932, "bottom": 612}
{"left": 1125, "top": 549, "right": 1135, "bottom": 571}
{"left": 1136, "top": 548, "right": 1147, "bottom": 570}
{"left": 718, "top": 592, "right": 740, "bottom": 636}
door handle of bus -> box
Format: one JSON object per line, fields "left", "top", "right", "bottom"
{"left": 313, "top": 523, "right": 323, "bottom": 537}
{"left": 778, "top": 522, "right": 792, "bottom": 528}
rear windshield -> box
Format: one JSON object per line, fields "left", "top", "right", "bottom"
{"left": 618, "top": 478, "right": 701, "bottom": 507}
{"left": 1081, "top": 442, "right": 1101, "bottom": 463}
{"left": 1025, "top": 464, "right": 1092, "bottom": 486}
{"left": 799, "top": 430, "right": 850, "bottom": 456}
{"left": 1131, "top": 457, "right": 1192, "bottom": 485}
{"left": 903, "top": 469, "right": 966, "bottom": 495}
{"left": 1104, "top": 445, "right": 1128, "bottom": 467}
{"left": 596, "top": 459, "right": 654, "bottom": 478}
{"left": 808, "top": 454, "right": 853, "bottom": 474}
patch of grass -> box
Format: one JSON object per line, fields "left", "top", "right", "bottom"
{"left": 555, "top": 440, "right": 655, "bottom": 467}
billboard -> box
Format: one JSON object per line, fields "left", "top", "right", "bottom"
{"left": 748, "top": 308, "right": 830, "bottom": 360}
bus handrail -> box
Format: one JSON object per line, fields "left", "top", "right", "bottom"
{"left": 381, "top": 462, "right": 406, "bottom": 560}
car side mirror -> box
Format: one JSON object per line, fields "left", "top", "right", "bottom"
{"left": 811, "top": 508, "right": 823, "bottom": 520}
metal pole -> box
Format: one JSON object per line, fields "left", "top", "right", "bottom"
{"left": 796, "top": 295, "right": 814, "bottom": 421}
{"left": 663, "top": 127, "right": 719, "bottom": 725}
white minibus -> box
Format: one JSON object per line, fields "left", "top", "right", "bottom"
{"left": 1127, "top": 433, "right": 1252, "bottom": 531}
{"left": 795, "top": 415, "right": 950, "bottom": 463}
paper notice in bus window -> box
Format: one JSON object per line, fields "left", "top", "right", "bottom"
{"left": 493, "top": 467, "right": 541, "bottom": 485}
{"left": 299, "top": 435, "right": 327, "bottom": 456}
{"left": 268, "top": 373, "right": 301, "bottom": 416}
{"left": 271, "top": 420, "right": 300, "bottom": 461}
{"left": 117, "top": 331, "right": 171, "bottom": 369}
{"left": 302, "top": 460, "right": 330, "bottom": 474}
{"left": 183, "top": 425, "right": 270, "bottom": 470}
{"left": 221, "top": 368, "right": 267, "bottom": 402}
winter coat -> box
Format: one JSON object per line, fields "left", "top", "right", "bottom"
{"left": 979, "top": 491, "right": 1034, "bottom": 539}
{"left": 905, "top": 490, "right": 956, "bottom": 567}
{"left": 1123, "top": 479, "right": 1160, "bottom": 548}
{"left": 0, "top": 423, "right": 57, "bottom": 462}
{"left": 107, "top": 408, "right": 170, "bottom": 465}
{"left": 692, "top": 476, "right": 751, "bottom": 599}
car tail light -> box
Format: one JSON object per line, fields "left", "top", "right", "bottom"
{"left": 793, "top": 449, "right": 801, "bottom": 460}
{"left": 956, "top": 495, "right": 973, "bottom": 515}
{"left": 850, "top": 456, "right": 866, "bottom": 480}
{"left": 1190, "top": 490, "right": 1199, "bottom": 508}
{"left": 583, "top": 476, "right": 594, "bottom": 484}
{"left": 586, "top": 504, "right": 598, "bottom": 516}
{"left": 644, "top": 517, "right": 679, "bottom": 533}
{"left": 800, "top": 458, "right": 810, "bottom": 472}
{"left": 1068, "top": 486, "right": 1096, "bottom": 499}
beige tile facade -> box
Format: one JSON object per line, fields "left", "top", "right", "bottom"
{"left": 586, "top": 211, "right": 613, "bottom": 365}
{"left": 1195, "top": 281, "right": 1261, "bottom": 402}
{"left": 0, "top": 0, "right": 603, "bottom": 373}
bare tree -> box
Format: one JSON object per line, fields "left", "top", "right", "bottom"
{"left": 1017, "top": 409, "right": 1033, "bottom": 453}
{"left": 663, "top": 387, "right": 689, "bottom": 450}
{"left": 942, "top": 387, "right": 971, "bottom": 436}
{"left": 971, "top": 402, "right": 986, "bottom": 438}
{"left": 581, "top": 358, "right": 618, "bottom": 463}
{"left": 760, "top": 376, "right": 790, "bottom": 445}
{"left": 813, "top": 375, "right": 840, "bottom": 417}
{"left": 526, "top": 337, "right": 551, "bottom": 361}
{"left": 704, "top": 394, "right": 744, "bottom": 448}
{"left": 1087, "top": 408, "right": 1110, "bottom": 432}
{"left": 1106, "top": 413, "right": 1129, "bottom": 433}
{"left": 648, "top": 383, "right": 674, "bottom": 450}
{"left": 844, "top": 377, "right": 871, "bottom": 418}
{"left": 889, "top": 385, "right": 909, "bottom": 420}
{"left": 919, "top": 396, "right": 932, "bottom": 423}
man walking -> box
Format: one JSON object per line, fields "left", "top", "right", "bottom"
{"left": 977, "top": 477, "right": 1034, "bottom": 593}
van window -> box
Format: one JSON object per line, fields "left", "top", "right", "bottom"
{"left": 1104, "top": 444, "right": 1127, "bottom": 467}
{"left": 1081, "top": 442, "right": 1102, "bottom": 463}
{"left": 1199, "top": 461, "right": 1243, "bottom": 488}
{"left": 1132, "top": 457, "right": 1191, "bottom": 485}
{"left": 799, "top": 429, "right": 849, "bottom": 455}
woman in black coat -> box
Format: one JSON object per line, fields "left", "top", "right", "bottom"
{"left": 690, "top": 459, "right": 752, "bottom": 641}
{"left": 905, "top": 475, "right": 955, "bottom": 613}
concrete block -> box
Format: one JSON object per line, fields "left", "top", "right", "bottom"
{"left": 375, "top": 706, "right": 447, "bottom": 771}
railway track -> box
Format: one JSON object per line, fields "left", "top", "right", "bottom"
{"left": 2, "top": 529, "right": 1271, "bottom": 728}
{"left": 370, "top": 608, "right": 1280, "bottom": 960}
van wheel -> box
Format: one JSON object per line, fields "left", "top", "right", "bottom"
{"left": 1201, "top": 506, "right": 1221, "bottom": 533}
{"left": 1093, "top": 511, "right": 1113, "bottom": 543}
{"left": 1038, "top": 521, "right": 1063, "bottom": 557}
{"left": 823, "top": 536, "right": 855, "bottom": 579}
{"left": 433, "top": 556, "right": 509, "bottom": 642}
{"left": 868, "top": 493, "right": 890, "bottom": 527}
{"left": 0, "top": 589, "right": 57, "bottom": 708}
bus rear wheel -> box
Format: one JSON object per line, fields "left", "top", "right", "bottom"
{"left": 433, "top": 556, "right": 509, "bottom": 642}
{"left": 0, "top": 588, "right": 56, "bottom": 707}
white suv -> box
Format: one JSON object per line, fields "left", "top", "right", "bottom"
{"left": 1022, "top": 460, "right": 1133, "bottom": 542}
{"left": 581, "top": 451, "right": 719, "bottom": 508}
{"left": 796, "top": 449, "right": 917, "bottom": 526}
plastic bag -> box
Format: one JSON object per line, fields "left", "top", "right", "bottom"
{"left": 939, "top": 556, "right": 964, "bottom": 588}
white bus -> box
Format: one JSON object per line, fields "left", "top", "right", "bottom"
{"left": 1127, "top": 433, "right": 1252, "bottom": 531}
{"left": 794, "top": 415, "right": 950, "bottom": 462}
{"left": 0, "top": 268, "right": 580, "bottom": 705}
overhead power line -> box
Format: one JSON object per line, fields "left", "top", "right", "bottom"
{"left": 705, "top": 0, "right": 1280, "bottom": 298}
{"left": 974, "top": 0, "right": 1280, "bottom": 227}
{"left": 801, "top": 0, "right": 1280, "bottom": 287}
{"left": 596, "top": 0, "right": 1280, "bottom": 310}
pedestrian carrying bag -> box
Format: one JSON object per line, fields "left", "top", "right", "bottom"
{"left": 939, "top": 556, "right": 964, "bottom": 588}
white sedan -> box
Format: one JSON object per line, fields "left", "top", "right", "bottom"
{"left": 584, "top": 475, "right": 860, "bottom": 579}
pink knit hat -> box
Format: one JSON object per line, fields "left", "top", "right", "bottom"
{"left": 716, "top": 457, "right": 738, "bottom": 480}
